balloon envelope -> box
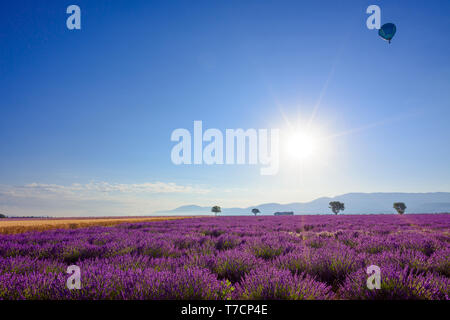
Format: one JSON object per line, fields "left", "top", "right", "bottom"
{"left": 378, "top": 23, "right": 396, "bottom": 43}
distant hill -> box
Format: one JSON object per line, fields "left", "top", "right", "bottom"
{"left": 156, "top": 192, "right": 450, "bottom": 215}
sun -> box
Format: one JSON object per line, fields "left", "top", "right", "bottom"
{"left": 285, "top": 131, "right": 319, "bottom": 160}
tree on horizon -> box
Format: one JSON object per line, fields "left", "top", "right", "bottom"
{"left": 251, "top": 208, "right": 260, "bottom": 216}
{"left": 211, "top": 206, "right": 221, "bottom": 216}
{"left": 329, "top": 201, "right": 345, "bottom": 215}
{"left": 393, "top": 202, "right": 406, "bottom": 215}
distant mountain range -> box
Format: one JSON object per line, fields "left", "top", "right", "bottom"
{"left": 156, "top": 192, "right": 450, "bottom": 215}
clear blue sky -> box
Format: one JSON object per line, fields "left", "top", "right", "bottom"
{"left": 1, "top": 0, "right": 449, "bottom": 216}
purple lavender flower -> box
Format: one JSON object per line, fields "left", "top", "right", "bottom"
{"left": 339, "top": 264, "right": 449, "bottom": 300}
{"left": 235, "top": 266, "right": 334, "bottom": 300}
{"left": 0, "top": 214, "right": 448, "bottom": 300}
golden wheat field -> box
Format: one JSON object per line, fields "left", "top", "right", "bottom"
{"left": 0, "top": 216, "right": 195, "bottom": 234}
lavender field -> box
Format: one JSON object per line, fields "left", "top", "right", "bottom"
{"left": 0, "top": 214, "right": 449, "bottom": 300}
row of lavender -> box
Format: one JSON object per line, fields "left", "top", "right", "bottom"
{"left": 0, "top": 214, "right": 448, "bottom": 299}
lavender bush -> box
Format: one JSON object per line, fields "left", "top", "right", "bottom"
{"left": 0, "top": 214, "right": 448, "bottom": 300}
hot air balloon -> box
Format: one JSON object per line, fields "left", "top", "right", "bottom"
{"left": 378, "top": 23, "right": 396, "bottom": 43}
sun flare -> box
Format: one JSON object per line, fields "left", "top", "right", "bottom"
{"left": 286, "top": 132, "right": 319, "bottom": 160}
